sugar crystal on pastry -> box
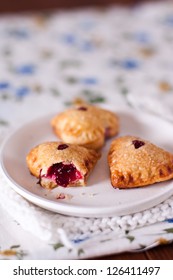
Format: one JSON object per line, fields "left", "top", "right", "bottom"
{"left": 108, "top": 135, "right": 173, "bottom": 189}
{"left": 26, "top": 141, "right": 100, "bottom": 189}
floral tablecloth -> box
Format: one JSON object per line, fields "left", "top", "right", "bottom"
{"left": 1, "top": 1, "right": 173, "bottom": 259}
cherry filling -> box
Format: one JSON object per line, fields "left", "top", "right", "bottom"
{"left": 44, "top": 162, "right": 82, "bottom": 187}
{"left": 57, "top": 144, "right": 69, "bottom": 150}
{"left": 105, "top": 127, "right": 111, "bottom": 139}
{"left": 132, "top": 140, "right": 145, "bottom": 149}
{"left": 77, "top": 107, "right": 87, "bottom": 111}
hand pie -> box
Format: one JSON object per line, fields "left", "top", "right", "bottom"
{"left": 51, "top": 104, "right": 119, "bottom": 150}
{"left": 108, "top": 136, "right": 173, "bottom": 188}
{"left": 81, "top": 104, "right": 119, "bottom": 139}
{"left": 26, "top": 142, "right": 100, "bottom": 189}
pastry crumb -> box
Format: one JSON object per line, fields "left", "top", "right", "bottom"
{"left": 56, "top": 193, "right": 73, "bottom": 200}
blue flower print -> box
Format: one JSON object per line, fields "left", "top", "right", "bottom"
{"left": 16, "top": 86, "right": 30, "bottom": 98}
{"left": 0, "top": 82, "right": 10, "bottom": 90}
{"left": 61, "top": 34, "right": 76, "bottom": 45}
{"left": 81, "top": 77, "right": 98, "bottom": 85}
{"left": 79, "top": 41, "right": 94, "bottom": 52}
{"left": 134, "top": 31, "right": 150, "bottom": 44}
{"left": 72, "top": 237, "right": 89, "bottom": 244}
{"left": 166, "top": 218, "right": 173, "bottom": 223}
{"left": 15, "top": 64, "right": 35, "bottom": 75}
{"left": 121, "top": 59, "right": 139, "bottom": 69}
{"left": 7, "top": 28, "right": 29, "bottom": 39}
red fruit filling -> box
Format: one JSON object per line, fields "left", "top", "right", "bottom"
{"left": 43, "top": 162, "right": 82, "bottom": 187}
{"left": 77, "top": 107, "right": 87, "bottom": 111}
{"left": 104, "top": 127, "right": 111, "bottom": 139}
{"left": 57, "top": 144, "right": 69, "bottom": 150}
{"left": 132, "top": 140, "right": 145, "bottom": 149}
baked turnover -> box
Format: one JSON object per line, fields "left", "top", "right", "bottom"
{"left": 51, "top": 104, "right": 119, "bottom": 150}
{"left": 26, "top": 141, "right": 100, "bottom": 189}
{"left": 108, "top": 135, "right": 173, "bottom": 188}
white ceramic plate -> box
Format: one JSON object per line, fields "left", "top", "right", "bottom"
{"left": 1, "top": 108, "right": 173, "bottom": 218}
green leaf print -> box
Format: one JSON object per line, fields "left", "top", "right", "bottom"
{"left": 126, "top": 236, "right": 135, "bottom": 243}
{"left": 52, "top": 242, "right": 64, "bottom": 250}
{"left": 10, "top": 245, "right": 20, "bottom": 249}
{"left": 78, "top": 248, "right": 84, "bottom": 257}
{"left": 164, "top": 228, "right": 173, "bottom": 234}
{"left": 0, "top": 119, "right": 9, "bottom": 126}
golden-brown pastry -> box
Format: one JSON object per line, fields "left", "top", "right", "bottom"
{"left": 108, "top": 135, "right": 173, "bottom": 188}
{"left": 26, "top": 141, "right": 100, "bottom": 189}
{"left": 51, "top": 104, "right": 119, "bottom": 150}
{"left": 80, "top": 104, "right": 119, "bottom": 138}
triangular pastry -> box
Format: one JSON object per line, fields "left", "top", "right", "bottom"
{"left": 108, "top": 136, "right": 173, "bottom": 188}
{"left": 51, "top": 104, "right": 119, "bottom": 150}
{"left": 26, "top": 142, "right": 100, "bottom": 189}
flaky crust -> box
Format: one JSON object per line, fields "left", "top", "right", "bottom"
{"left": 51, "top": 110, "right": 104, "bottom": 150}
{"left": 108, "top": 136, "right": 173, "bottom": 188}
{"left": 80, "top": 104, "right": 119, "bottom": 138}
{"left": 51, "top": 104, "right": 119, "bottom": 150}
{"left": 26, "top": 141, "right": 101, "bottom": 189}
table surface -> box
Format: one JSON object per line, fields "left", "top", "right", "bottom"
{"left": 93, "top": 243, "right": 173, "bottom": 260}
{"left": 0, "top": 0, "right": 158, "bottom": 13}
